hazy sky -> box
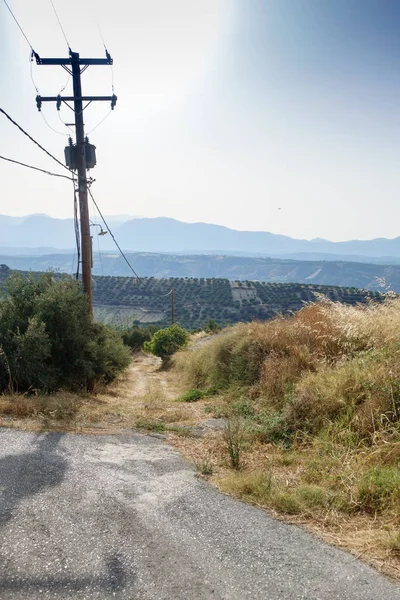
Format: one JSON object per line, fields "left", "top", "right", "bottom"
{"left": 1, "top": 0, "right": 400, "bottom": 242}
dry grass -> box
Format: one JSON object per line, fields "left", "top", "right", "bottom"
{"left": 0, "top": 352, "right": 200, "bottom": 433}
{"left": 171, "top": 430, "right": 400, "bottom": 580}
{"left": 170, "top": 299, "right": 400, "bottom": 580}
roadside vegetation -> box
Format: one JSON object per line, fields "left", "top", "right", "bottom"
{"left": 0, "top": 272, "right": 130, "bottom": 394}
{"left": 0, "top": 276, "right": 398, "bottom": 578}
{"left": 171, "top": 298, "right": 400, "bottom": 579}
{"left": 143, "top": 324, "right": 189, "bottom": 363}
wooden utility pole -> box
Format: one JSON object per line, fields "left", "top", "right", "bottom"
{"left": 35, "top": 49, "right": 117, "bottom": 312}
{"left": 171, "top": 288, "right": 175, "bottom": 325}
{"left": 71, "top": 51, "right": 91, "bottom": 308}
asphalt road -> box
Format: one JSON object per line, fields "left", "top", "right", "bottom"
{"left": 0, "top": 428, "right": 399, "bottom": 600}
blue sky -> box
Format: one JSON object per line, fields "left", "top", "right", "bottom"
{"left": 1, "top": 0, "right": 400, "bottom": 242}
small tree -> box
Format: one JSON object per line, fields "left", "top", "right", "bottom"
{"left": 144, "top": 324, "right": 189, "bottom": 362}
{"left": 204, "top": 318, "right": 221, "bottom": 334}
{"left": 0, "top": 272, "right": 130, "bottom": 392}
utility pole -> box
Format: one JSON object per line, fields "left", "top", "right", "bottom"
{"left": 171, "top": 288, "right": 175, "bottom": 325}
{"left": 34, "top": 49, "right": 117, "bottom": 313}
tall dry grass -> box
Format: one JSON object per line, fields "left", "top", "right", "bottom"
{"left": 173, "top": 298, "right": 400, "bottom": 441}
{"left": 172, "top": 299, "right": 400, "bottom": 578}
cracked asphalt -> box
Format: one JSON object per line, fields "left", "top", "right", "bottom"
{"left": 0, "top": 428, "right": 399, "bottom": 599}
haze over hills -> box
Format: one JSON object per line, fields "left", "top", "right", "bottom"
{"left": 2, "top": 214, "right": 400, "bottom": 261}
{"left": 1, "top": 252, "right": 400, "bottom": 292}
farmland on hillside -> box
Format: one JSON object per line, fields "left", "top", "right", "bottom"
{"left": 0, "top": 267, "right": 383, "bottom": 330}
{"left": 92, "top": 275, "right": 382, "bottom": 329}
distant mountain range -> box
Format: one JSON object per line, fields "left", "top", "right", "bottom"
{"left": 2, "top": 214, "right": 400, "bottom": 261}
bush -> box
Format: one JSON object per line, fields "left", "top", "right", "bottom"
{"left": 122, "top": 324, "right": 159, "bottom": 351}
{"left": 144, "top": 324, "right": 189, "bottom": 361}
{"left": 203, "top": 318, "right": 221, "bottom": 333}
{"left": 0, "top": 272, "right": 130, "bottom": 392}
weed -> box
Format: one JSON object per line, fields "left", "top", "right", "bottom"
{"left": 178, "top": 389, "right": 206, "bottom": 402}
{"left": 295, "top": 485, "right": 328, "bottom": 509}
{"left": 195, "top": 459, "right": 213, "bottom": 475}
{"left": 251, "top": 411, "right": 294, "bottom": 446}
{"left": 357, "top": 466, "right": 400, "bottom": 513}
{"left": 388, "top": 532, "right": 400, "bottom": 556}
{"left": 271, "top": 492, "right": 302, "bottom": 515}
{"left": 230, "top": 399, "right": 255, "bottom": 417}
{"left": 135, "top": 417, "right": 166, "bottom": 433}
{"left": 223, "top": 416, "right": 246, "bottom": 470}
{"left": 167, "top": 424, "right": 191, "bottom": 437}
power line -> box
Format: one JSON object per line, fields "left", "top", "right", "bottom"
{"left": 49, "top": 0, "right": 70, "bottom": 50}
{"left": 91, "top": 197, "right": 104, "bottom": 276}
{"left": 41, "top": 111, "right": 70, "bottom": 137}
{"left": 87, "top": 186, "right": 143, "bottom": 282}
{"left": 29, "top": 54, "right": 70, "bottom": 137}
{"left": 0, "top": 108, "right": 70, "bottom": 172}
{"left": 86, "top": 109, "right": 112, "bottom": 135}
{"left": 87, "top": 186, "right": 176, "bottom": 308}
{"left": 2, "top": 0, "right": 37, "bottom": 53}
{"left": 0, "top": 154, "right": 74, "bottom": 180}
{"left": 94, "top": 13, "right": 115, "bottom": 93}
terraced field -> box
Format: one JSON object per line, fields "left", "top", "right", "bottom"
{"left": 0, "top": 266, "right": 383, "bottom": 330}
{"left": 92, "top": 276, "right": 382, "bottom": 329}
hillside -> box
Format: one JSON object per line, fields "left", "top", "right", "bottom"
{"left": 0, "top": 266, "right": 383, "bottom": 330}
{"left": 2, "top": 214, "right": 400, "bottom": 259}
{"left": 1, "top": 252, "right": 400, "bottom": 291}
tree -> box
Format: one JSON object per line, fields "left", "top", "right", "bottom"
{"left": 144, "top": 324, "right": 189, "bottom": 362}
{"left": 204, "top": 318, "right": 221, "bottom": 333}
{"left": 0, "top": 272, "right": 130, "bottom": 392}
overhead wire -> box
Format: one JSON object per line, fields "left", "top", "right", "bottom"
{"left": 49, "top": 0, "right": 70, "bottom": 50}
{"left": 90, "top": 195, "right": 104, "bottom": 276}
{"left": 86, "top": 109, "right": 112, "bottom": 135}
{"left": 0, "top": 154, "right": 74, "bottom": 180}
{"left": 0, "top": 108, "right": 78, "bottom": 277}
{"left": 2, "top": 0, "right": 37, "bottom": 53}
{"left": 0, "top": 108, "right": 71, "bottom": 172}
{"left": 87, "top": 185, "right": 176, "bottom": 309}
{"left": 40, "top": 111, "right": 70, "bottom": 137}
{"left": 87, "top": 185, "right": 143, "bottom": 283}
{"left": 95, "top": 17, "right": 115, "bottom": 92}
{"left": 57, "top": 110, "right": 75, "bottom": 135}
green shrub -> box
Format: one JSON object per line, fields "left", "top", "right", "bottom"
{"left": 122, "top": 324, "right": 159, "bottom": 351}
{"left": 144, "top": 324, "right": 189, "bottom": 361}
{"left": 178, "top": 387, "right": 218, "bottom": 402}
{"left": 203, "top": 318, "right": 221, "bottom": 333}
{"left": 178, "top": 389, "right": 205, "bottom": 402}
{"left": 0, "top": 272, "right": 130, "bottom": 392}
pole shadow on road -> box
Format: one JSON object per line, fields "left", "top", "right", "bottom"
{"left": 0, "top": 432, "right": 68, "bottom": 525}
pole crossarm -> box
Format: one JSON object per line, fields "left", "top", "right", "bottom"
{"left": 35, "top": 57, "right": 113, "bottom": 66}
{"left": 36, "top": 95, "right": 117, "bottom": 111}
{"left": 38, "top": 96, "right": 116, "bottom": 102}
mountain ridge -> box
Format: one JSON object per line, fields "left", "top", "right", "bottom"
{"left": 2, "top": 214, "right": 400, "bottom": 258}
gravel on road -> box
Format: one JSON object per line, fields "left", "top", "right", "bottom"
{"left": 0, "top": 428, "right": 399, "bottom": 599}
